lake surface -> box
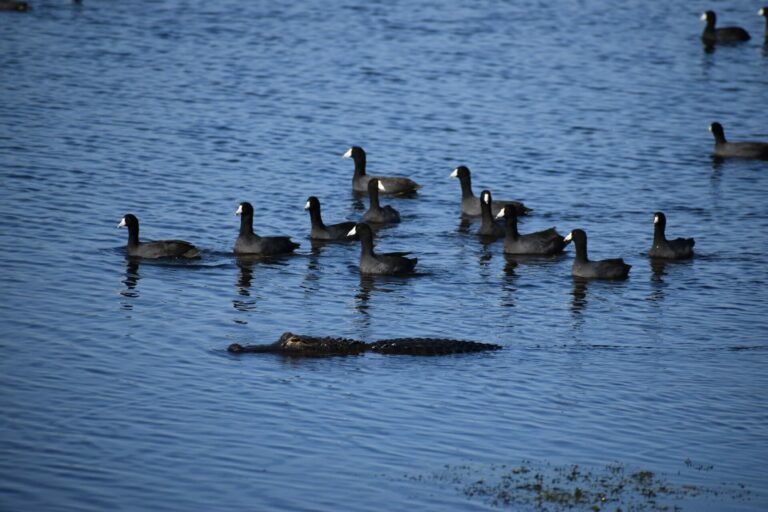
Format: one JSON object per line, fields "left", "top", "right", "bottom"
{"left": 2, "top": 1, "right": 767, "bottom": 510}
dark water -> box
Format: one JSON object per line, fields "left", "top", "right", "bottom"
{"left": 2, "top": 1, "right": 767, "bottom": 510}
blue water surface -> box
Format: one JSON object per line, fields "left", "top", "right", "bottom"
{"left": 1, "top": 1, "right": 767, "bottom": 510}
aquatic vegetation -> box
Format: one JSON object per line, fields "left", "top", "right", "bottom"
{"left": 409, "top": 460, "right": 751, "bottom": 511}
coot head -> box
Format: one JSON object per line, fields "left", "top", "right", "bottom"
{"left": 347, "top": 222, "right": 373, "bottom": 240}
{"left": 117, "top": 213, "right": 139, "bottom": 229}
{"left": 342, "top": 146, "right": 364, "bottom": 158}
{"left": 709, "top": 122, "right": 726, "bottom": 142}
{"left": 449, "top": 165, "right": 470, "bottom": 180}
{"left": 343, "top": 146, "right": 366, "bottom": 165}
{"left": 304, "top": 196, "right": 320, "bottom": 211}
{"left": 700, "top": 10, "right": 716, "bottom": 25}
{"left": 563, "top": 229, "right": 586, "bottom": 246}
{"left": 236, "top": 201, "right": 254, "bottom": 216}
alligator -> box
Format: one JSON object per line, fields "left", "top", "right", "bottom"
{"left": 227, "top": 332, "right": 502, "bottom": 357}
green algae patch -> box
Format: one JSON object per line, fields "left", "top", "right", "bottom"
{"left": 413, "top": 460, "right": 751, "bottom": 511}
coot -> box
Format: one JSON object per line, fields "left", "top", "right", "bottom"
{"left": 477, "top": 190, "right": 505, "bottom": 238}
{"left": 343, "top": 146, "right": 420, "bottom": 195}
{"left": 449, "top": 166, "right": 530, "bottom": 217}
{"left": 648, "top": 212, "right": 695, "bottom": 259}
{"left": 700, "top": 11, "right": 750, "bottom": 44}
{"left": 564, "top": 229, "right": 630, "bottom": 279}
{"left": 497, "top": 207, "right": 566, "bottom": 255}
{"left": 362, "top": 178, "right": 401, "bottom": 224}
{"left": 235, "top": 202, "right": 300, "bottom": 256}
{"left": 118, "top": 214, "right": 200, "bottom": 259}
{"left": 347, "top": 222, "right": 417, "bottom": 275}
{"left": 709, "top": 122, "right": 768, "bottom": 159}
{"left": 304, "top": 196, "right": 357, "bottom": 241}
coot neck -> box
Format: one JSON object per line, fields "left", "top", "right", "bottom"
{"left": 126, "top": 223, "right": 140, "bottom": 247}
{"left": 504, "top": 211, "right": 520, "bottom": 240}
{"left": 358, "top": 227, "right": 375, "bottom": 257}
{"left": 459, "top": 175, "right": 474, "bottom": 199}
{"left": 308, "top": 205, "right": 325, "bottom": 229}
{"left": 353, "top": 152, "right": 366, "bottom": 177}
{"left": 713, "top": 129, "right": 727, "bottom": 145}
{"left": 573, "top": 236, "right": 589, "bottom": 263}
{"left": 369, "top": 183, "right": 381, "bottom": 209}
{"left": 480, "top": 196, "right": 495, "bottom": 231}
{"left": 653, "top": 219, "right": 667, "bottom": 243}
{"left": 239, "top": 211, "right": 255, "bottom": 236}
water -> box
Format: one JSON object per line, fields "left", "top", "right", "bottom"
{"left": 1, "top": 1, "right": 767, "bottom": 510}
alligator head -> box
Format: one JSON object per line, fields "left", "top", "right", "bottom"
{"left": 228, "top": 332, "right": 367, "bottom": 357}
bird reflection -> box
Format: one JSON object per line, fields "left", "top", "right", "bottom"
{"left": 650, "top": 258, "right": 669, "bottom": 282}
{"left": 571, "top": 278, "right": 589, "bottom": 314}
{"left": 457, "top": 217, "right": 473, "bottom": 234}
{"left": 355, "top": 274, "right": 376, "bottom": 315}
{"left": 120, "top": 260, "right": 141, "bottom": 309}
{"left": 301, "top": 244, "right": 323, "bottom": 294}
{"left": 233, "top": 257, "right": 259, "bottom": 314}
{"left": 236, "top": 257, "right": 254, "bottom": 295}
{"left": 648, "top": 259, "right": 668, "bottom": 304}
{"left": 354, "top": 274, "right": 408, "bottom": 322}
{"left": 503, "top": 254, "right": 519, "bottom": 277}
{"left": 122, "top": 260, "right": 140, "bottom": 294}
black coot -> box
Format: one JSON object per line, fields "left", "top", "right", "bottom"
{"left": 564, "top": 229, "right": 630, "bottom": 279}
{"left": 709, "top": 122, "right": 768, "bottom": 159}
{"left": 700, "top": 11, "right": 751, "bottom": 44}
{"left": 304, "top": 196, "right": 357, "bottom": 241}
{"left": 449, "top": 166, "right": 530, "bottom": 217}
{"left": 477, "top": 190, "right": 505, "bottom": 238}
{"left": 497, "top": 207, "right": 566, "bottom": 255}
{"left": 118, "top": 213, "right": 200, "bottom": 259}
{"left": 234, "top": 202, "right": 300, "bottom": 256}
{"left": 343, "top": 146, "right": 420, "bottom": 195}
{"left": 362, "top": 178, "right": 401, "bottom": 224}
{"left": 649, "top": 212, "right": 695, "bottom": 259}
{"left": 347, "top": 222, "right": 417, "bottom": 275}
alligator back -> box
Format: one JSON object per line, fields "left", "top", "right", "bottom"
{"left": 367, "top": 338, "right": 502, "bottom": 356}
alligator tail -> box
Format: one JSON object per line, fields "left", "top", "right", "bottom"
{"left": 367, "top": 338, "right": 502, "bottom": 356}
